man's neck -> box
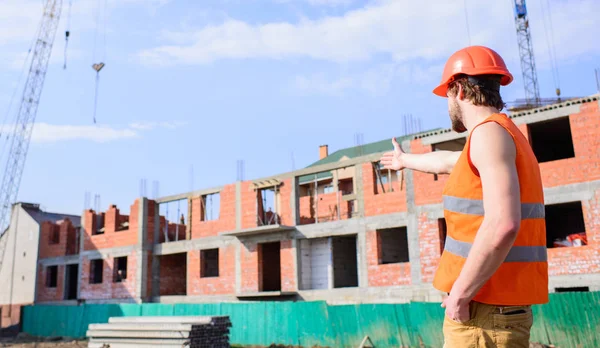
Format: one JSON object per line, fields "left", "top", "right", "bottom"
{"left": 464, "top": 106, "right": 501, "bottom": 134}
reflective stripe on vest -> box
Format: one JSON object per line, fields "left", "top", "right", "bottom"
{"left": 443, "top": 195, "right": 545, "bottom": 219}
{"left": 444, "top": 235, "right": 548, "bottom": 262}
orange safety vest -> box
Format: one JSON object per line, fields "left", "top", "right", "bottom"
{"left": 432, "top": 113, "right": 549, "bottom": 305}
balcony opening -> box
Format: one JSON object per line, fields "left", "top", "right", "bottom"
{"left": 64, "top": 264, "right": 78, "bottom": 300}
{"left": 545, "top": 201, "right": 587, "bottom": 248}
{"left": 377, "top": 227, "right": 409, "bottom": 264}
{"left": 49, "top": 225, "right": 60, "bottom": 244}
{"left": 373, "top": 162, "right": 402, "bottom": 194}
{"left": 529, "top": 116, "right": 575, "bottom": 163}
{"left": 201, "top": 193, "right": 220, "bottom": 221}
{"left": 159, "top": 253, "right": 187, "bottom": 296}
{"left": 201, "top": 249, "right": 219, "bottom": 278}
{"left": 113, "top": 256, "right": 128, "bottom": 283}
{"left": 93, "top": 214, "right": 105, "bottom": 235}
{"left": 257, "top": 187, "right": 279, "bottom": 226}
{"left": 159, "top": 199, "right": 189, "bottom": 243}
{"left": 260, "top": 242, "right": 281, "bottom": 292}
{"left": 89, "top": 259, "right": 103, "bottom": 284}
{"left": 46, "top": 265, "right": 58, "bottom": 288}
{"left": 332, "top": 235, "right": 358, "bottom": 288}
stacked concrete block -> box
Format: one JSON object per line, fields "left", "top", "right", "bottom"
{"left": 87, "top": 316, "right": 231, "bottom": 348}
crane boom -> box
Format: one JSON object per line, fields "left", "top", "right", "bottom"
{"left": 513, "top": 0, "right": 541, "bottom": 107}
{"left": 0, "top": 0, "right": 62, "bottom": 266}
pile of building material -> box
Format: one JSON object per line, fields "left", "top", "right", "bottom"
{"left": 86, "top": 315, "right": 231, "bottom": 348}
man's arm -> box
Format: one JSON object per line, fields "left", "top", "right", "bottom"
{"left": 449, "top": 122, "right": 521, "bottom": 304}
{"left": 380, "top": 137, "right": 461, "bottom": 174}
{"left": 402, "top": 151, "right": 461, "bottom": 174}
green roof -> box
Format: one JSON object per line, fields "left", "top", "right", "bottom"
{"left": 298, "top": 129, "right": 442, "bottom": 184}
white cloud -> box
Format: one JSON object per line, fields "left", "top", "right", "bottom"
{"left": 136, "top": 0, "right": 600, "bottom": 69}
{"left": 31, "top": 123, "right": 138, "bottom": 143}
{"left": 0, "top": 120, "right": 184, "bottom": 144}
{"left": 293, "top": 63, "right": 443, "bottom": 96}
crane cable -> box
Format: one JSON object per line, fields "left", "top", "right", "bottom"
{"left": 63, "top": 0, "right": 72, "bottom": 69}
{"left": 539, "top": 0, "right": 561, "bottom": 96}
{"left": 91, "top": 0, "right": 108, "bottom": 124}
{"left": 463, "top": 0, "right": 472, "bottom": 46}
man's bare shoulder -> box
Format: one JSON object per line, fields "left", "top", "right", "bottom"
{"left": 469, "top": 121, "right": 516, "bottom": 169}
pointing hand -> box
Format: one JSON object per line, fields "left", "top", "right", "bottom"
{"left": 379, "top": 137, "right": 405, "bottom": 171}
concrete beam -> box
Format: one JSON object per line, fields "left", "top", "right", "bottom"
{"left": 544, "top": 180, "right": 600, "bottom": 204}
{"left": 155, "top": 186, "right": 224, "bottom": 204}
{"left": 548, "top": 273, "right": 600, "bottom": 292}
{"left": 417, "top": 94, "right": 599, "bottom": 146}
{"left": 81, "top": 245, "right": 136, "bottom": 260}
{"left": 38, "top": 254, "right": 79, "bottom": 266}
{"left": 153, "top": 236, "right": 237, "bottom": 256}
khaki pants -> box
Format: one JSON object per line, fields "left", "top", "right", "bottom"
{"left": 443, "top": 301, "right": 533, "bottom": 348}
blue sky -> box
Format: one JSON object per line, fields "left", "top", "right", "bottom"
{"left": 0, "top": 0, "right": 599, "bottom": 216}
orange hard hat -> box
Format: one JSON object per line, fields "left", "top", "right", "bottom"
{"left": 433, "top": 45, "right": 513, "bottom": 97}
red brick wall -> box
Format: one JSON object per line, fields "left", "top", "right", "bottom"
{"left": 547, "top": 188, "right": 600, "bottom": 276}
{"left": 362, "top": 163, "right": 408, "bottom": 216}
{"left": 419, "top": 214, "right": 445, "bottom": 283}
{"left": 240, "top": 241, "right": 260, "bottom": 293}
{"left": 159, "top": 253, "right": 187, "bottom": 296}
{"left": 191, "top": 184, "right": 236, "bottom": 238}
{"left": 83, "top": 199, "right": 156, "bottom": 251}
{"left": 36, "top": 264, "right": 64, "bottom": 302}
{"left": 280, "top": 239, "right": 296, "bottom": 291}
{"left": 278, "top": 179, "right": 294, "bottom": 226}
{"left": 536, "top": 102, "right": 600, "bottom": 187}
{"left": 79, "top": 253, "right": 137, "bottom": 300}
{"left": 188, "top": 246, "right": 235, "bottom": 296}
{"left": 366, "top": 230, "right": 411, "bottom": 286}
{"left": 241, "top": 182, "right": 257, "bottom": 229}
{"left": 410, "top": 140, "right": 449, "bottom": 206}
{"left": 39, "top": 219, "right": 77, "bottom": 259}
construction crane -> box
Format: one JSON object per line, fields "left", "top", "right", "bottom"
{"left": 512, "top": 0, "right": 542, "bottom": 107}
{"left": 0, "top": 0, "right": 63, "bottom": 269}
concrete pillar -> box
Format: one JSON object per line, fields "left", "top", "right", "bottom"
{"left": 76, "top": 211, "right": 86, "bottom": 300}
{"left": 151, "top": 201, "right": 161, "bottom": 300}
{"left": 357, "top": 226, "right": 368, "bottom": 288}
{"left": 354, "top": 164, "right": 364, "bottom": 218}
{"left": 136, "top": 197, "right": 148, "bottom": 303}
{"left": 402, "top": 139, "right": 422, "bottom": 285}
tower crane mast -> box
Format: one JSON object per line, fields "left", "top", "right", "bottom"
{"left": 0, "top": 0, "right": 63, "bottom": 268}
{"left": 513, "top": 0, "right": 541, "bottom": 107}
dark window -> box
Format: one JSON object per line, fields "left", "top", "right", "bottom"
{"left": 555, "top": 286, "right": 589, "bottom": 293}
{"left": 377, "top": 227, "right": 409, "bottom": 264}
{"left": 46, "top": 265, "right": 58, "bottom": 288}
{"left": 90, "top": 259, "right": 103, "bottom": 284}
{"left": 113, "top": 256, "right": 127, "bottom": 283}
{"left": 201, "top": 249, "right": 219, "bottom": 278}
{"left": 545, "top": 202, "right": 586, "bottom": 248}
{"left": 528, "top": 116, "right": 575, "bottom": 163}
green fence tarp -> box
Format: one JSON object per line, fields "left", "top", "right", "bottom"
{"left": 22, "top": 291, "right": 600, "bottom": 348}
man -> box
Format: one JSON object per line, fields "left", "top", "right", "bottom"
{"left": 380, "top": 45, "right": 548, "bottom": 347}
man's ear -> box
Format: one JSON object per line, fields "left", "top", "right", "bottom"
{"left": 457, "top": 83, "right": 464, "bottom": 101}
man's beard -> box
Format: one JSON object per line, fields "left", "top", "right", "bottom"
{"left": 450, "top": 100, "right": 467, "bottom": 133}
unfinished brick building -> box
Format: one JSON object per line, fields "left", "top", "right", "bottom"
{"left": 7, "top": 94, "right": 599, "bottom": 307}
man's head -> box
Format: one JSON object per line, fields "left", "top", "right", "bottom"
{"left": 446, "top": 74, "right": 506, "bottom": 132}
{"left": 433, "top": 46, "right": 513, "bottom": 133}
